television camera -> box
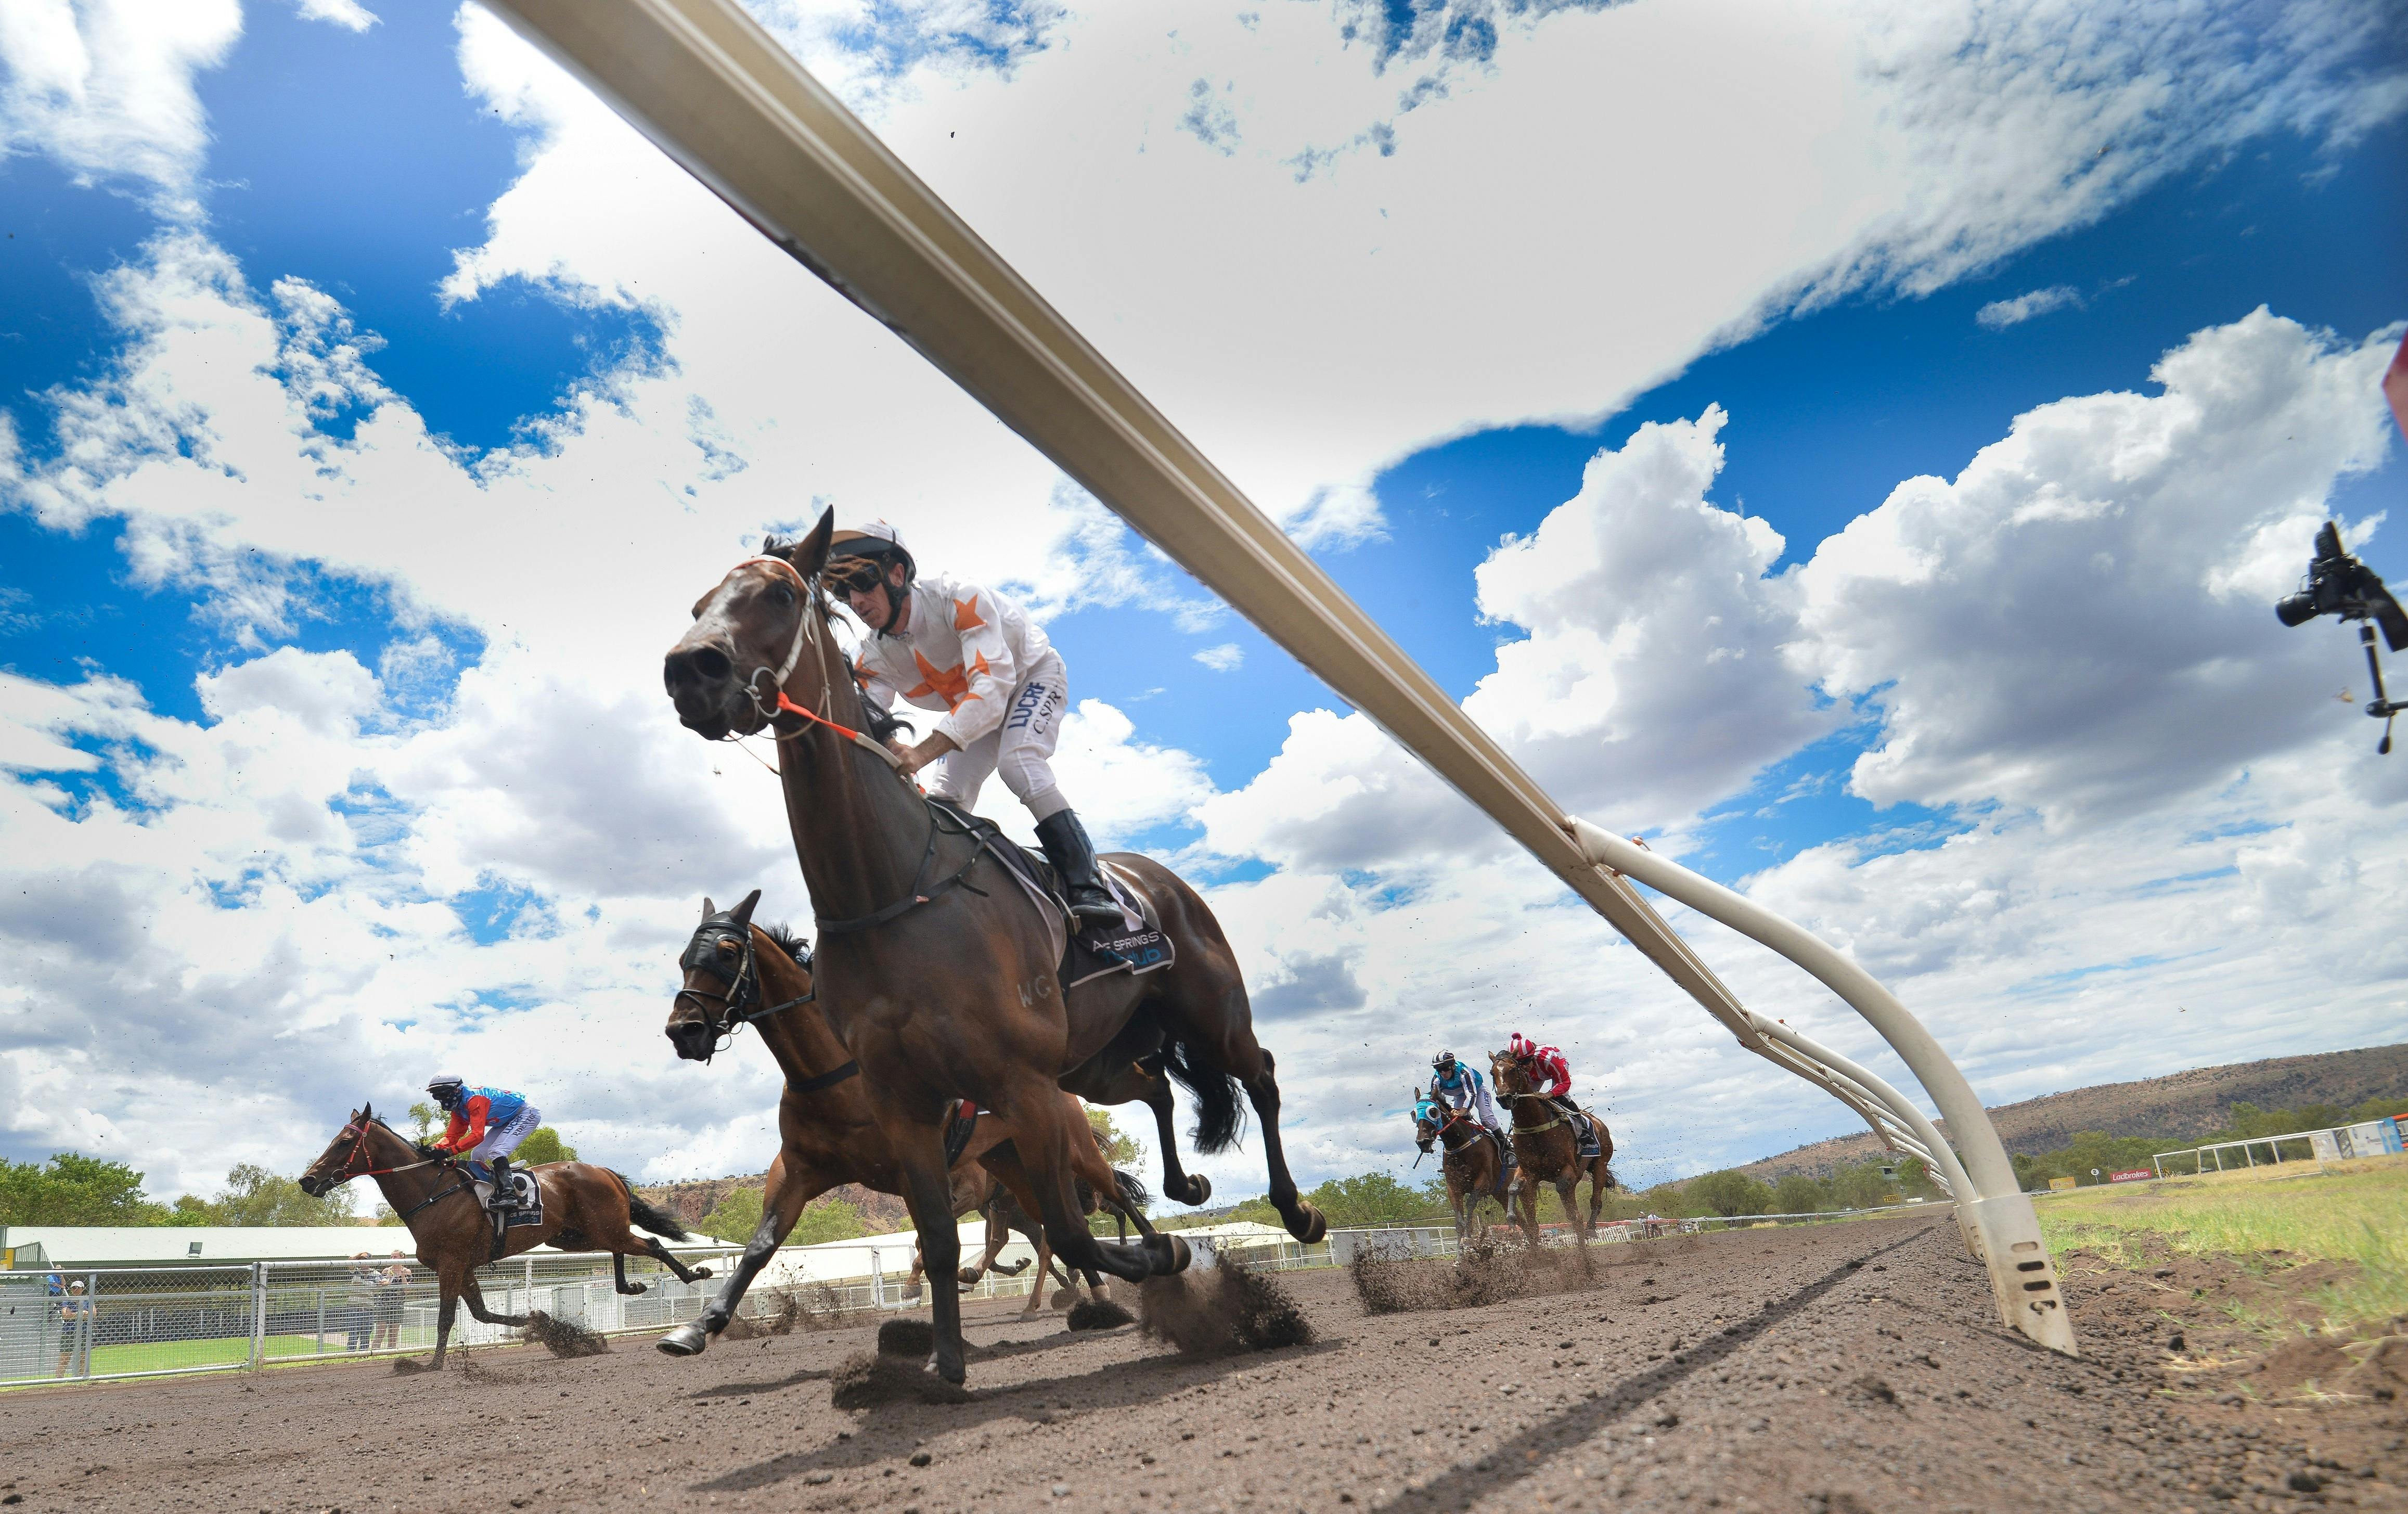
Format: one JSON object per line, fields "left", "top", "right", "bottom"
{"left": 2275, "top": 520, "right": 2408, "bottom": 754}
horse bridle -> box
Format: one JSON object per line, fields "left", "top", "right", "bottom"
{"left": 675, "top": 910, "right": 821, "bottom": 1062}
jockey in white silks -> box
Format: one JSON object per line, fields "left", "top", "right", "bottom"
{"left": 824, "top": 522, "right": 1119, "bottom": 925}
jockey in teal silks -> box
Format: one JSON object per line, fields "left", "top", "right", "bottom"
{"left": 1429, "top": 1051, "right": 1502, "bottom": 1136}
{"left": 426, "top": 1074, "right": 540, "bottom": 1212}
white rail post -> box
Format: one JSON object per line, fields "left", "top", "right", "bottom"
{"left": 475, "top": 0, "right": 2077, "bottom": 1359}
{"left": 250, "top": 1263, "right": 265, "bottom": 1371}
{"left": 1563, "top": 819, "right": 2074, "bottom": 1354}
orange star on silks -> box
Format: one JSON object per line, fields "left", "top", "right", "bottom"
{"left": 906, "top": 649, "right": 989, "bottom": 711}
{"left": 952, "top": 596, "right": 987, "bottom": 632}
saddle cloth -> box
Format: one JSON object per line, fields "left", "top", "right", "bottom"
{"left": 927, "top": 798, "right": 1176, "bottom": 993}
{"left": 472, "top": 1172, "right": 544, "bottom": 1254}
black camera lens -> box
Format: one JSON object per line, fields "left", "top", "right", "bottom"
{"left": 2275, "top": 591, "right": 2322, "bottom": 627}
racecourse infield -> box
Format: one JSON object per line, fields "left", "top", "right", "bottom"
{"left": 2, "top": 1216, "right": 2401, "bottom": 1513}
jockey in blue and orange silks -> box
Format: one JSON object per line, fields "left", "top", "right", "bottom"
{"left": 424, "top": 1074, "right": 540, "bottom": 1211}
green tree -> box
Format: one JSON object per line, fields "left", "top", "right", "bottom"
{"left": 1084, "top": 1106, "right": 1141, "bottom": 1169}
{"left": 1304, "top": 1171, "right": 1445, "bottom": 1228}
{"left": 0, "top": 1153, "right": 167, "bottom": 1225}
{"left": 406, "top": 1102, "right": 442, "bottom": 1144}
{"left": 788, "top": 1197, "right": 865, "bottom": 1244}
{"left": 1770, "top": 1173, "right": 1826, "bottom": 1215}
{"left": 513, "top": 1126, "right": 577, "bottom": 1166}
{"left": 202, "top": 1163, "right": 357, "bottom": 1226}
{"left": 1684, "top": 1170, "right": 1772, "bottom": 1218}
{"left": 1828, "top": 1160, "right": 1896, "bottom": 1210}
{"left": 697, "top": 1186, "right": 765, "bottom": 1243}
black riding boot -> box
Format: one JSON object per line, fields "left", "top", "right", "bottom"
{"left": 1035, "top": 809, "right": 1120, "bottom": 926}
{"left": 487, "top": 1156, "right": 514, "bottom": 1211}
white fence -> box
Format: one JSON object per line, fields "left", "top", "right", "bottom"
{"left": 2152, "top": 1116, "right": 2404, "bottom": 1178}
{"left": 1, "top": 1234, "right": 1072, "bottom": 1389}
{"left": 3, "top": 1202, "right": 1946, "bottom": 1388}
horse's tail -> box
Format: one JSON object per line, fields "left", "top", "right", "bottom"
{"left": 1111, "top": 1167, "right": 1150, "bottom": 1215}
{"left": 615, "top": 1172, "right": 694, "bottom": 1241}
{"left": 1163, "top": 1027, "right": 1247, "bottom": 1154}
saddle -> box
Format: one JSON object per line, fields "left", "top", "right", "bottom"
{"left": 470, "top": 1170, "right": 543, "bottom": 1260}
{"left": 928, "top": 797, "right": 1176, "bottom": 993}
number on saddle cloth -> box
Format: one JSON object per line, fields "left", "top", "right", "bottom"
{"left": 942, "top": 796, "right": 1176, "bottom": 991}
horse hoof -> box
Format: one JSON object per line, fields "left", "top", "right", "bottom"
{"left": 692, "top": 1266, "right": 714, "bottom": 1279}
{"left": 1183, "top": 1174, "right": 1212, "bottom": 1206}
{"left": 656, "top": 1323, "right": 710, "bottom": 1358}
{"left": 1293, "top": 1203, "right": 1328, "bottom": 1246}
{"left": 1161, "top": 1234, "right": 1192, "bottom": 1273}
{"left": 956, "top": 1267, "right": 982, "bottom": 1287}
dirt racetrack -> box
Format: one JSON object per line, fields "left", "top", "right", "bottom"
{"left": 4, "top": 1217, "right": 2402, "bottom": 1513}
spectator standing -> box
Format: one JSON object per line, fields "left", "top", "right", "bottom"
{"left": 369, "top": 1251, "right": 409, "bottom": 1352}
{"left": 343, "top": 1254, "right": 377, "bottom": 1352}
{"left": 54, "top": 1280, "right": 90, "bottom": 1378}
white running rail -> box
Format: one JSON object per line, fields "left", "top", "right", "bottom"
{"left": 473, "top": 0, "right": 2074, "bottom": 1354}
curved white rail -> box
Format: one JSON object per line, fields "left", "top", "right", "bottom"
{"left": 475, "top": 0, "right": 2076, "bottom": 1354}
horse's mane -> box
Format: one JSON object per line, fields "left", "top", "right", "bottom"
{"left": 366, "top": 1113, "right": 443, "bottom": 1162}
{"left": 760, "top": 919, "right": 812, "bottom": 967}
{"left": 759, "top": 532, "right": 917, "bottom": 747}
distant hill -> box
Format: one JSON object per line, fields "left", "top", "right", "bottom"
{"left": 1737, "top": 1042, "right": 2408, "bottom": 1182}
{"left": 634, "top": 1176, "right": 912, "bottom": 1235}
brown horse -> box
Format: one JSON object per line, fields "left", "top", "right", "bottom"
{"left": 659, "top": 889, "right": 1154, "bottom": 1356}
{"left": 662, "top": 510, "right": 1324, "bottom": 1383}
{"left": 1488, "top": 1051, "right": 1616, "bottom": 1243}
{"left": 298, "top": 1106, "right": 710, "bottom": 1369}
{"left": 1412, "top": 1091, "right": 1516, "bottom": 1239}
{"left": 956, "top": 1169, "right": 1145, "bottom": 1315}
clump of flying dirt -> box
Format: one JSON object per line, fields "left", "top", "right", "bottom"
{"left": 1066, "top": 1297, "right": 1135, "bottom": 1331}
{"left": 830, "top": 1350, "right": 973, "bottom": 1408}
{"left": 878, "top": 1316, "right": 936, "bottom": 1358}
{"left": 1139, "top": 1266, "right": 1312, "bottom": 1356}
{"left": 723, "top": 1285, "right": 864, "bottom": 1339}
{"left": 1350, "top": 1232, "right": 1605, "bottom": 1314}
{"left": 520, "top": 1309, "right": 610, "bottom": 1358}
{"left": 389, "top": 1355, "right": 431, "bottom": 1375}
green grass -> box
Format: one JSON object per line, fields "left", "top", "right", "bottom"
{"left": 2036, "top": 1158, "right": 2408, "bottom": 1332}
{"left": 78, "top": 1333, "right": 329, "bottom": 1376}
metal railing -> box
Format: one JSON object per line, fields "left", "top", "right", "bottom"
{"left": 2, "top": 1234, "right": 1076, "bottom": 1389}
{"left": 3, "top": 1199, "right": 1962, "bottom": 1387}
{"left": 2153, "top": 1117, "right": 2404, "bottom": 1178}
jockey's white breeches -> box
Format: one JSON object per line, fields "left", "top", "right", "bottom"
{"left": 926, "top": 650, "right": 1070, "bottom": 822}
{"left": 469, "top": 1106, "right": 540, "bottom": 1165}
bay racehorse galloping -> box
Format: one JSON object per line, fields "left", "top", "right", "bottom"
{"left": 298, "top": 1106, "right": 710, "bottom": 1369}
{"left": 1488, "top": 1051, "right": 1616, "bottom": 1243}
{"left": 1412, "top": 1092, "right": 1516, "bottom": 1239}
{"left": 662, "top": 510, "right": 1325, "bottom": 1383}
{"left": 659, "top": 889, "right": 1152, "bottom": 1355}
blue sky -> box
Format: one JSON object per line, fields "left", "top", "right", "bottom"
{"left": 2, "top": 0, "right": 2404, "bottom": 1202}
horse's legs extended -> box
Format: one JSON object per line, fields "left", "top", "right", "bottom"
{"left": 1134, "top": 1061, "right": 1208, "bottom": 1207}
{"left": 667, "top": 1161, "right": 825, "bottom": 1353}
{"left": 1233, "top": 1047, "right": 1326, "bottom": 1244}
{"left": 640, "top": 1235, "right": 713, "bottom": 1285}
{"left": 430, "top": 1282, "right": 458, "bottom": 1369}
{"left": 873, "top": 1104, "right": 972, "bottom": 1384}
{"left": 1019, "top": 1227, "right": 1052, "bottom": 1316}
{"left": 1555, "top": 1172, "right": 1584, "bottom": 1244}
{"left": 1019, "top": 1086, "right": 1181, "bottom": 1288}
{"left": 461, "top": 1275, "right": 526, "bottom": 1328}
{"left": 612, "top": 1253, "right": 648, "bottom": 1297}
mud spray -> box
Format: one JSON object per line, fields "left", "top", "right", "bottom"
{"left": 1138, "top": 1266, "right": 1312, "bottom": 1355}
{"left": 1348, "top": 1232, "right": 1623, "bottom": 1313}
{"left": 521, "top": 1308, "right": 610, "bottom": 1358}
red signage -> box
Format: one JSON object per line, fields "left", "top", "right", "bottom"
{"left": 2108, "top": 1169, "right": 2154, "bottom": 1184}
